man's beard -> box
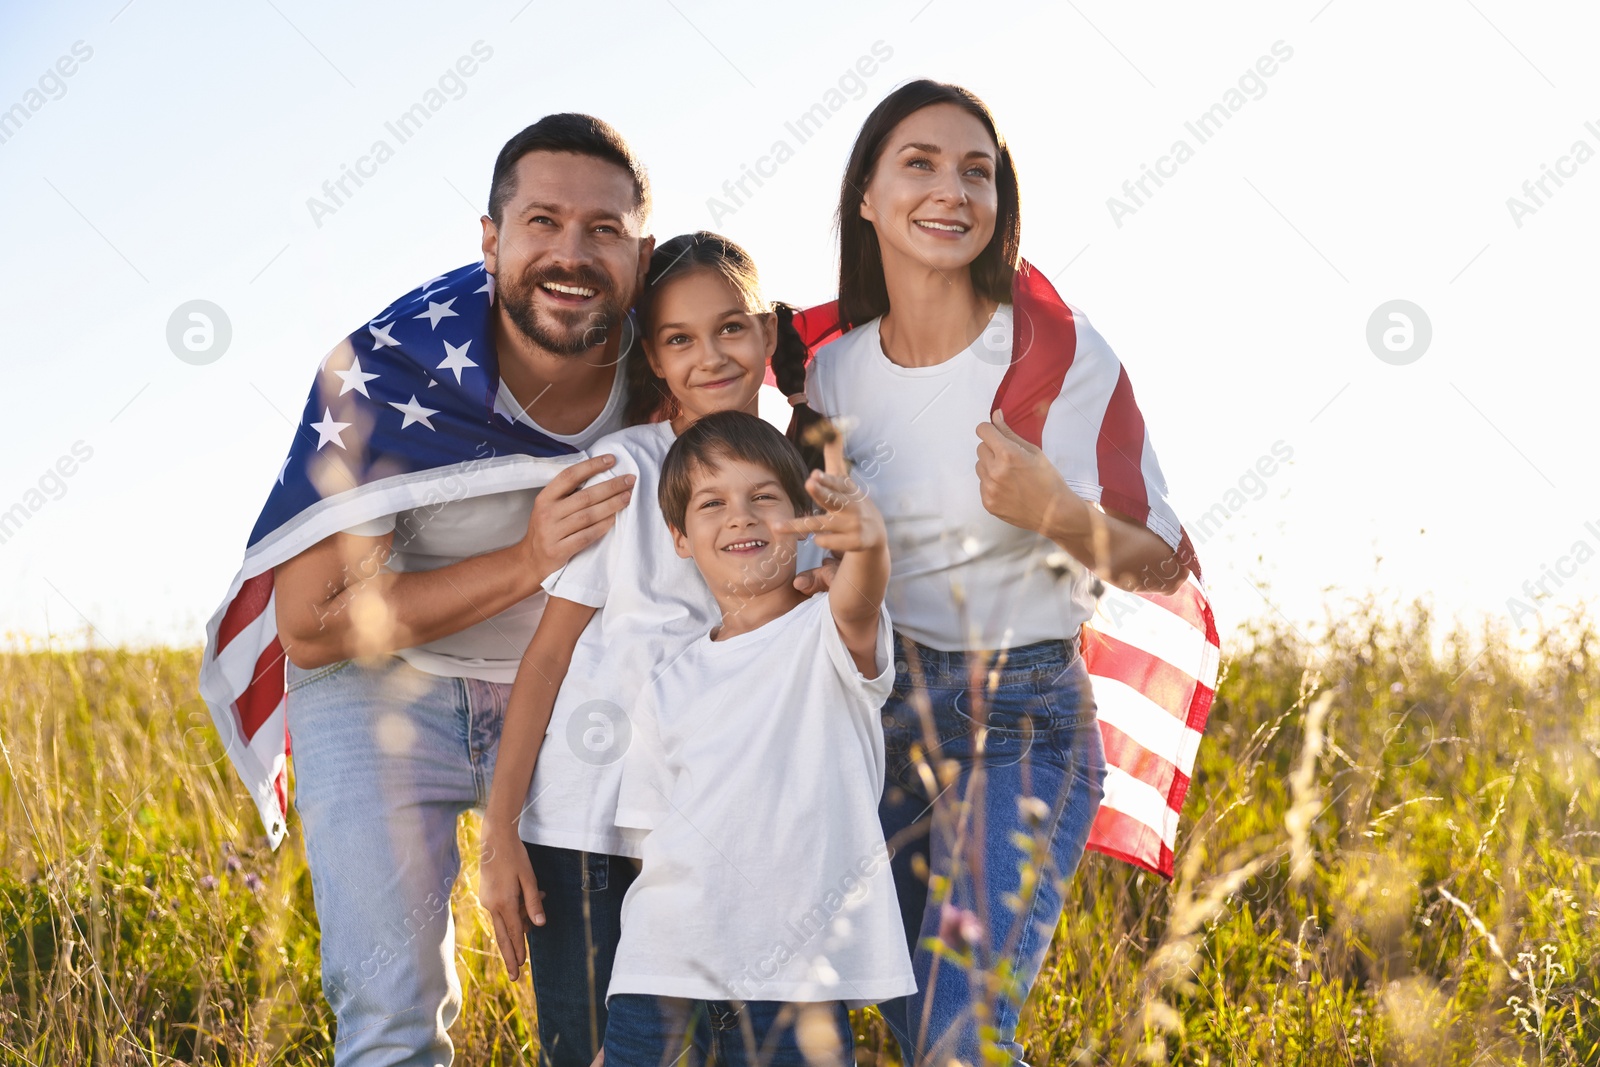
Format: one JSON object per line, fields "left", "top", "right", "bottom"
{"left": 498, "top": 263, "right": 627, "bottom": 357}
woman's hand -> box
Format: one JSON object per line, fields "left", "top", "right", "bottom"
{"left": 478, "top": 824, "right": 545, "bottom": 979}
{"left": 977, "top": 409, "right": 1188, "bottom": 594}
{"left": 975, "top": 409, "right": 1085, "bottom": 537}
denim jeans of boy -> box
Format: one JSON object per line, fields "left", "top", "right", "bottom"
{"left": 875, "top": 633, "right": 1107, "bottom": 1067}
{"left": 603, "top": 994, "right": 852, "bottom": 1067}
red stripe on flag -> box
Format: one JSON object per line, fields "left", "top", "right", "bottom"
{"left": 1099, "top": 720, "right": 1178, "bottom": 796}
{"left": 1086, "top": 802, "right": 1169, "bottom": 876}
{"left": 793, "top": 301, "right": 843, "bottom": 353}
{"left": 1166, "top": 767, "right": 1192, "bottom": 814}
{"left": 1084, "top": 630, "right": 1208, "bottom": 721}
{"left": 1141, "top": 581, "right": 1209, "bottom": 630}
{"left": 234, "top": 638, "right": 286, "bottom": 742}
{"left": 216, "top": 571, "right": 274, "bottom": 653}
{"left": 1185, "top": 669, "right": 1214, "bottom": 734}
{"left": 273, "top": 768, "right": 288, "bottom": 827}
{"left": 993, "top": 264, "right": 1077, "bottom": 447}
{"left": 1096, "top": 367, "right": 1150, "bottom": 527}
{"left": 775, "top": 299, "right": 844, "bottom": 389}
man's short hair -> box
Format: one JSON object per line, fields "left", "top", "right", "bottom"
{"left": 487, "top": 113, "right": 651, "bottom": 225}
{"left": 659, "top": 411, "right": 814, "bottom": 533}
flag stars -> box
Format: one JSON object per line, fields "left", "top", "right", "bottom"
{"left": 369, "top": 322, "right": 399, "bottom": 350}
{"left": 390, "top": 394, "right": 440, "bottom": 430}
{"left": 332, "top": 355, "right": 380, "bottom": 397}
{"left": 437, "top": 339, "right": 477, "bottom": 384}
{"left": 309, "top": 408, "right": 352, "bottom": 450}
{"left": 415, "top": 298, "right": 459, "bottom": 330}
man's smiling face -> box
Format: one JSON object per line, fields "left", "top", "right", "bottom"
{"left": 483, "top": 150, "right": 652, "bottom": 357}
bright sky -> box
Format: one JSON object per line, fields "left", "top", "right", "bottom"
{"left": 2, "top": 0, "right": 1596, "bottom": 649}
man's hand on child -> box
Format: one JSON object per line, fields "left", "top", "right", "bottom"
{"left": 793, "top": 554, "right": 838, "bottom": 594}
{"left": 479, "top": 827, "right": 547, "bottom": 979}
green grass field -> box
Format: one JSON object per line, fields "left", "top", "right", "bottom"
{"left": 2, "top": 601, "right": 1597, "bottom": 1065}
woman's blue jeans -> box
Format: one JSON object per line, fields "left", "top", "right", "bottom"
{"left": 875, "top": 632, "right": 1107, "bottom": 1067}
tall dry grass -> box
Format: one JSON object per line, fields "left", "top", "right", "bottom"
{"left": 2, "top": 597, "right": 1597, "bottom": 1065}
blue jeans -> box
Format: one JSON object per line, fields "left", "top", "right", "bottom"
{"left": 522, "top": 843, "right": 638, "bottom": 1066}
{"left": 285, "top": 654, "right": 509, "bottom": 1066}
{"left": 876, "top": 633, "right": 1107, "bottom": 1067}
{"left": 603, "top": 994, "right": 852, "bottom": 1067}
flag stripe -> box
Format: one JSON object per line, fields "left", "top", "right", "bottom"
{"left": 1099, "top": 764, "right": 1180, "bottom": 848}
{"left": 1084, "top": 803, "right": 1162, "bottom": 870}
{"left": 1083, "top": 630, "right": 1207, "bottom": 723}
{"left": 1092, "top": 585, "right": 1217, "bottom": 681}
{"left": 1099, "top": 719, "right": 1179, "bottom": 796}
{"left": 1088, "top": 681, "right": 1203, "bottom": 780}
{"left": 236, "top": 639, "right": 286, "bottom": 740}
{"left": 1089, "top": 672, "right": 1200, "bottom": 759}
{"left": 1095, "top": 369, "right": 1151, "bottom": 527}
{"left": 216, "top": 570, "right": 273, "bottom": 654}
{"left": 994, "top": 271, "right": 1077, "bottom": 445}
{"left": 1167, "top": 767, "right": 1192, "bottom": 814}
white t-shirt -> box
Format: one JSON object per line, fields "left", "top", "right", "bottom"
{"left": 522, "top": 418, "right": 822, "bottom": 857}
{"left": 341, "top": 374, "right": 627, "bottom": 682}
{"left": 805, "top": 306, "right": 1099, "bottom": 651}
{"left": 608, "top": 593, "right": 915, "bottom": 1007}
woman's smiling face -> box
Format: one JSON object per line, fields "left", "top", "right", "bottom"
{"left": 858, "top": 102, "right": 1001, "bottom": 276}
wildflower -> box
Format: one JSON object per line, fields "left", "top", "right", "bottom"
{"left": 244, "top": 873, "right": 263, "bottom": 892}
{"left": 938, "top": 903, "right": 984, "bottom": 952}
{"left": 225, "top": 854, "right": 242, "bottom": 873}
{"left": 199, "top": 875, "right": 218, "bottom": 891}
{"left": 1018, "top": 796, "right": 1051, "bottom": 827}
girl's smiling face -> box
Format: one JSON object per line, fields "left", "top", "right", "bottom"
{"left": 859, "top": 102, "right": 1000, "bottom": 276}
{"left": 644, "top": 269, "right": 775, "bottom": 432}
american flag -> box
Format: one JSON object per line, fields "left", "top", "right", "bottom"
{"left": 791, "top": 261, "right": 1219, "bottom": 879}
{"left": 200, "top": 262, "right": 592, "bottom": 847}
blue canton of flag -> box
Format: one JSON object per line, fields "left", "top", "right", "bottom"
{"left": 255, "top": 261, "right": 583, "bottom": 547}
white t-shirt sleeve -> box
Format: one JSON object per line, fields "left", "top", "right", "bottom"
{"left": 818, "top": 593, "right": 894, "bottom": 705}
{"left": 541, "top": 445, "right": 641, "bottom": 607}
{"left": 614, "top": 681, "right": 673, "bottom": 831}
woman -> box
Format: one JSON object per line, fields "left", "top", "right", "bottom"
{"left": 800, "top": 80, "right": 1194, "bottom": 1065}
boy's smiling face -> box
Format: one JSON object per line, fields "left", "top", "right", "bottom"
{"left": 672, "top": 454, "right": 803, "bottom": 598}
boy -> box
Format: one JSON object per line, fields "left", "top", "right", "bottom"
{"left": 600, "top": 410, "right": 915, "bottom": 1067}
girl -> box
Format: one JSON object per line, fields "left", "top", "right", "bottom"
{"left": 801, "top": 80, "right": 1196, "bottom": 1066}
{"left": 479, "top": 231, "right": 826, "bottom": 1067}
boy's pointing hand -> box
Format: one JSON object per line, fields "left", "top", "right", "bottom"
{"left": 773, "top": 421, "right": 885, "bottom": 555}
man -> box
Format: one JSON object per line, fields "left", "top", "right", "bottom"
{"left": 202, "top": 114, "right": 653, "bottom": 1066}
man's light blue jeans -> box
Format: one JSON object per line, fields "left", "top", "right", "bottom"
{"left": 287, "top": 654, "right": 634, "bottom": 1066}
{"left": 285, "top": 655, "right": 508, "bottom": 1066}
